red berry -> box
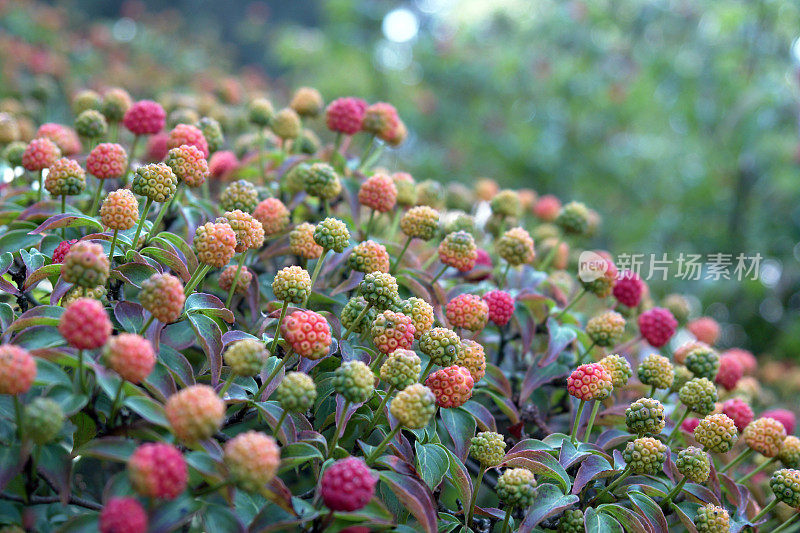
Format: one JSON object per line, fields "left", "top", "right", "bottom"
{"left": 688, "top": 317, "right": 720, "bottom": 345}
{"left": 533, "top": 194, "right": 561, "bottom": 221}
{"left": 681, "top": 417, "right": 700, "bottom": 434}
{"left": 167, "top": 124, "right": 209, "bottom": 158}
{"left": 52, "top": 239, "right": 77, "bottom": 263}
{"left": 128, "top": 442, "right": 187, "bottom": 500}
{"left": 253, "top": 198, "right": 290, "bottom": 236}
{"left": 762, "top": 409, "right": 796, "bottom": 435}
{"left": 715, "top": 354, "right": 743, "bottom": 391}
{"left": 123, "top": 100, "right": 166, "bottom": 135}
{"left": 612, "top": 270, "right": 645, "bottom": 308}
{"left": 483, "top": 290, "right": 514, "bottom": 326}
{"left": 103, "top": 334, "right": 155, "bottom": 384}
{"left": 22, "top": 137, "right": 60, "bottom": 171}
{"left": 722, "top": 348, "right": 757, "bottom": 375}
{"left": 320, "top": 457, "right": 376, "bottom": 511}
{"left": 722, "top": 398, "right": 755, "bottom": 432}
{"left": 567, "top": 363, "right": 613, "bottom": 401}
{"left": 425, "top": 365, "right": 475, "bottom": 408}
{"left": 86, "top": 143, "right": 127, "bottom": 180}
{"left": 638, "top": 307, "right": 678, "bottom": 348}
{"left": 165, "top": 385, "right": 225, "bottom": 443}
{"left": 281, "top": 310, "right": 332, "bottom": 360}
{"left": 446, "top": 294, "right": 489, "bottom": 332}
{"left": 358, "top": 173, "right": 397, "bottom": 213}
{"left": 58, "top": 298, "right": 111, "bottom": 350}
{"left": 35, "top": 123, "right": 81, "bottom": 155}
{"left": 0, "top": 344, "right": 36, "bottom": 395}
{"left": 325, "top": 97, "right": 367, "bottom": 135}
{"left": 146, "top": 132, "right": 169, "bottom": 161}
{"left": 99, "top": 497, "right": 148, "bottom": 533}
{"left": 208, "top": 150, "right": 239, "bottom": 180}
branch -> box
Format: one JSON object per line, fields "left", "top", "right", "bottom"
{"left": 0, "top": 492, "right": 102, "bottom": 511}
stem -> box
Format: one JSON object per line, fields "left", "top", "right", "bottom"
{"left": 363, "top": 210, "right": 376, "bottom": 240}
{"left": 499, "top": 508, "right": 512, "bottom": 533}
{"left": 390, "top": 235, "right": 412, "bottom": 274}
{"left": 774, "top": 513, "right": 799, "bottom": 533}
{"left": 720, "top": 447, "right": 754, "bottom": 474}
{"left": 146, "top": 197, "right": 172, "bottom": 243}
{"left": 660, "top": 477, "right": 687, "bottom": 509}
{"left": 332, "top": 132, "right": 342, "bottom": 154}
{"left": 538, "top": 239, "right": 560, "bottom": 271}
{"left": 555, "top": 289, "right": 586, "bottom": 320}
{"left": 649, "top": 384, "right": 657, "bottom": 398}
{"left": 421, "top": 359, "right": 435, "bottom": 380}
{"left": 108, "top": 380, "right": 125, "bottom": 424}
{"left": 583, "top": 400, "right": 601, "bottom": 442}
{"left": 37, "top": 169, "right": 43, "bottom": 201}
{"left": 466, "top": 466, "right": 486, "bottom": 528}
{"left": 364, "top": 386, "right": 395, "bottom": 435}
{"left": 130, "top": 197, "right": 153, "bottom": 251}
{"left": 225, "top": 251, "right": 248, "bottom": 309}
{"left": 274, "top": 409, "right": 289, "bottom": 444}
{"left": 497, "top": 262, "right": 511, "bottom": 289}
{"left": 666, "top": 408, "right": 690, "bottom": 444}
{"left": 13, "top": 396, "right": 23, "bottom": 440}
{"left": 326, "top": 400, "right": 351, "bottom": 459}
{"left": 258, "top": 128, "right": 266, "bottom": 183}
{"left": 369, "top": 352, "right": 386, "bottom": 373}
{"left": 357, "top": 135, "right": 376, "bottom": 172}
{"left": 752, "top": 499, "right": 778, "bottom": 523}
{"left": 342, "top": 301, "right": 373, "bottom": 341}
{"left": 739, "top": 457, "right": 777, "bottom": 484}
{"left": 430, "top": 264, "right": 448, "bottom": 285}
{"left": 593, "top": 466, "right": 631, "bottom": 502}
{"left": 255, "top": 356, "right": 288, "bottom": 400}
{"left": 366, "top": 425, "right": 401, "bottom": 465}
{"left": 108, "top": 229, "right": 119, "bottom": 264}
{"left": 570, "top": 399, "right": 586, "bottom": 444}
{"left": 270, "top": 300, "right": 289, "bottom": 354}
{"left": 578, "top": 340, "right": 597, "bottom": 364}
{"left": 89, "top": 177, "right": 104, "bottom": 215}
{"left": 303, "top": 249, "right": 329, "bottom": 307}
{"left": 121, "top": 135, "right": 140, "bottom": 187}
{"left": 60, "top": 195, "right": 66, "bottom": 239}
{"left": 139, "top": 315, "right": 155, "bottom": 335}
{"left": 76, "top": 349, "right": 85, "bottom": 392}
{"left": 218, "top": 372, "right": 235, "bottom": 398}
{"left": 183, "top": 264, "right": 212, "bottom": 296}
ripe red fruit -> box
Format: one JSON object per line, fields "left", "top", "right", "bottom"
{"left": 58, "top": 298, "right": 112, "bottom": 350}
{"left": 320, "top": 457, "right": 376, "bottom": 511}
{"left": 612, "top": 270, "right": 645, "bottom": 308}
{"left": 681, "top": 417, "right": 700, "bottom": 434}
{"left": 22, "top": 137, "right": 61, "bottom": 171}
{"left": 281, "top": 310, "right": 332, "bottom": 360}
{"left": 99, "top": 497, "right": 148, "bottom": 533}
{"left": 146, "top": 132, "right": 169, "bottom": 161}
{"left": 715, "top": 354, "right": 743, "bottom": 391}
{"left": 446, "top": 294, "right": 489, "bottom": 332}
{"left": 86, "top": 143, "right": 127, "bottom": 180}
{"left": 567, "top": 363, "right": 613, "bottom": 401}
{"left": 52, "top": 239, "right": 78, "bottom": 263}
{"left": 722, "top": 398, "right": 754, "bottom": 432}
{"left": 103, "top": 334, "right": 156, "bottom": 384}
{"left": 483, "top": 290, "right": 515, "bottom": 326}
{"left": 533, "top": 194, "right": 561, "bottom": 221}
{"left": 208, "top": 150, "right": 239, "bottom": 180}
{"left": 722, "top": 348, "right": 757, "bottom": 375}
{"left": 358, "top": 173, "right": 398, "bottom": 213}
{"left": 123, "top": 100, "right": 166, "bottom": 135}
{"left": 167, "top": 123, "right": 209, "bottom": 158}
{"left": 128, "top": 442, "right": 187, "bottom": 500}
{"left": 688, "top": 317, "right": 720, "bottom": 346}
{"left": 637, "top": 307, "right": 678, "bottom": 348}
{"left": 425, "top": 365, "right": 475, "bottom": 408}
{"left": 0, "top": 344, "right": 37, "bottom": 395}
{"left": 325, "top": 97, "right": 367, "bottom": 135}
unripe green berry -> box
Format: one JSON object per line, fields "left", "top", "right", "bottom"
{"left": 599, "top": 354, "right": 632, "bottom": 388}
{"left": 679, "top": 378, "right": 718, "bottom": 416}
{"left": 379, "top": 349, "right": 421, "bottom": 390}
{"left": 676, "top": 446, "right": 711, "bottom": 483}
{"left": 390, "top": 383, "right": 436, "bottom": 429}
{"left": 622, "top": 436, "right": 668, "bottom": 475}
{"left": 638, "top": 353, "right": 674, "bottom": 390}
{"left": 223, "top": 339, "right": 267, "bottom": 377}
{"left": 419, "top": 327, "right": 463, "bottom": 367}
{"left": 625, "top": 397, "right": 665, "bottom": 436}
{"left": 276, "top": 372, "right": 317, "bottom": 413}
{"left": 496, "top": 468, "right": 537, "bottom": 508}
{"left": 469, "top": 431, "right": 506, "bottom": 467}
{"left": 333, "top": 361, "right": 375, "bottom": 404}
{"left": 24, "top": 397, "right": 64, "bottom": 444}
{"left": 313, "top": 217, "right": 350, "bottom": 253}
{"left": 694, "top": 504, "right": 729, "bottom": 533}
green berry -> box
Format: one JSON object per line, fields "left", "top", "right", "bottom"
{"left": 223, "top": 339, "right": 266, "bottom": 376}
{"left": 490, "top": 189, "right": 522, "bottom": 218}
{"left": 132, "top": 163, "right": 178, "bottom": 203}
{"left": 341, "top": 296, "right": 379, "bottom": 336}
{"left": 586, "top": 311, "right": 626, "bottom": 347}
{"left": 556, "top": 201, "right": 591, "bottom": 235}
{"left": 379, "top": 349, "right": 421, "bottom": 390}
{"left": 496, "top": 227, "right": 535, "bottom": 266}
{"left": 694, "top": 504, "right": 729, "bottom": 533}
{"left": 637, "top": 354, "right": 674, "bottom": 390}
{"left": 780, "top": 436, "right": 800, "bottom": 468}
{"left": 247, "top": 98, "right": 274, "bottom": 127}
{"left": 670, "top": 365, "right": 693, "bottom": 393}
{"left": 599, "top": 354, "right": 632, "bottom": 388}
{"left": 23, "top": 397, "right": 64, "bottom": 444}
{"left": 558, "top": 509, "right": 585, "bottom": 533}
{"left": 469, "top": 431, "right": 506, "bottom": 467}
{"left": 333, "top": 361, "right": 375, "bottom": 404}
{"left": 272, "top": 265, "right": 312, "bottom": 304}
{"left": 360, "top": 271, "right": 399, "bottom": 310}
{"left": 419, "top": 327, "right": 463, "bottom": 367}
{"left": 694, "top": 414, "right": 738, "bottom": 453}
{"left": 313, "top": 217, "right": 350, "bottom": 253}
{"left": 770, "top": 469, "right": 800, "bottom": 508}
{"left": 197, "top": 117, "right": 224, "bottom": 153}
{"left": 676, "top": 446, "right": 711, "bottom": 483}
{"left": 625, "top": 397, "right": 665, "bottom": 436}
{"left": 623, "top": 436, "right": 668, "bottom": 475}
{"left": 400, "top": 297, "right": 435, "bottom": 339}
{"left": 400, "top": 206, "right": 439, "bottom": 241}
{"left": 302, "top": 162, "right": 341, "bottom": 200}
{"left": 496, "top": 468, "right": 537, "bottom": 508}
{"left": 276, "top": 372, "right": 317, "bottom": 413}
{"left": 75, "top": 109, "right": 108, "bottom": 139}
{"left": 390, "top": 383, "right": 436, "bottom": 429}
{"left": 220, "top": 179, "right": 259, "bottom": 213}
{"left": 685, "top": 346, "right": 720, "bottom": 381}
{"left": 679, "top": 378, "right": 718, "bottom": 416}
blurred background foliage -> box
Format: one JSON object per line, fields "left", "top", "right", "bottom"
{"left": 3, "top": 0, "right": 800, "bottom": 359}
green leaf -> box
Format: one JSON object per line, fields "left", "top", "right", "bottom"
{"left": 5, "top": 305, "right": 64, "bottom": 335}
{"left": 414, "top": 442, "right": 450, "bottom": 491}
{"left": 75, "top": 437, "right": 137, "bottom": 462}
{"left": 0, "top": 229, "right": 43, "bottom": 252}
{"left": 442, "top": 446, "right": 472, "bottom": 508}
{"left": 22, "top": 263, "right": 61, "bottom": 290}
{"left": 378, "top": 471, "right": 438, "bottom": 533}
{"left": 152, "top": 231, "right": 198, "bottom": 272}
{"left": 29, "top": 213, "right": 104, "bottom": 234}
{"left": 124, "top": 396, "right": 169, "bottom": 427}
{"left": 628, "top": 489, "right": 669, "bottom": 532}
{"left": 584, "top": 507, "right": 624, "bottom": 533}
{"left": 110, "top": 262, "right": 159, "bottom": 288}
{"left": 439, "top": 406, "right": 476, "bottom": 461}
{"left": 140, "top": 246, "right": 191, "bottom": 282}
{"left": 502, "top": 448, "right": 571, "bottom": 493}
{"left": 597, "top": 504, "right": 650, "bottom": 533}
{"left": 280, "top": 442, "right": 324, "bottom": 471}
{"left": 519, "top": 483, "right": 579, "bottom": 532}
{"left": 540, "top": 317, "right": 577, "bottom": 366}
{"left": 185, "top": 292, "right": 235, "bottom": 324}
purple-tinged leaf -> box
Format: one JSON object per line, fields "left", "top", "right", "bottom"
{"left": 518, "top": 483, "right": 579, "bottom": 533}
{"left": 474, "top": 507, "right": 504, "bottom": 521}
{"left": 186, "top": 292, "right": 235, "bottom": 324}
{"left": 140, "top": 246, "right": 191, "bottom": 282}
{"left": 502, "top": 449, "right": 571, "bottom": 493}
{"left": 188, "top": 312, "right": 223, "bottom": 385}
{"left": 29, "top": 213, "right": 103, "bottom": 234}
{"left": 597, "top": 503, "right": 652, "bottom": 533}
{"left": 113, "top": 301, "right": 144, "bottom": 334}
{"left": 50, "top": 278, "right": 71, "bottom": 305}
{"left": 441, "top": 447, "right": 472, "bottom": 507}
{"left": 22, "top": 262, "right": 61, "bottom": 290}
{"left": 461, "top": 400, "right": 497, "bottom": 432}
{"left": 672, "top": 502, "right": 700, "bottom": 533}
{"left": 439, "top": 407, "right": 476, "bottom": 461}
{"left": 584, "top": 507, "right": 624, "bottom": 532}
{"left": 559, "top": 439, "right": 590, "bottom": 469}
{"left": 222, "top": 330, "right": 259, "bottom": 350}
{"left": 0, "top": 443, "right": 27, "bottom": 492}
{"left": 331, "top": 270, "right": 363, "bottom": 296}
{"left": 74, "top": 437, "right": 137, "bottom": 462}
{"left": 628, "top": 490, "right": 669, "bottom": 533}
{"left": 539, "top": 317, "right": 577, "bottom": 366}
{"left": 683, "top": 482, "right": 721, "bottom": 506}
{"left": 378, "top": 471, "right": 437, "bottom": 533}
{"left": 572, "top": 454, "right": 616, "bottom": 495}
{"left": 483, "top": 363, "right": 512, "bottom": 397}
{"left": 597, "top": 429, "right": 633, "bottom": 450}
{"left": 110, "top": 262, "right": 159, "bottom": 288}
{"left": 3, "top": 305, "right": 63, "bottom": 337}
{"left": 520, "top": 361, "right": 570, "bottom": 404}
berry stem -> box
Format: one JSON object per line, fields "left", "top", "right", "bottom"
{"left": 752, "top": 498, "right": 778, "bottom": 523}
{"left": 421, "top": 358, "right": 435, "bottom": 381}
{"left": 138, "top": 315, "right": 155, "bottom": 335}
{"left": 183, "top": 264, "right": 212, "bottom": 296}
{"left": 570, "top": 399, "right": 586, "bottom": 444}
{"left": 364, "top": 385, "right": 395, "bottom": 435}
{"left": 739, "top": 456, "right": 777, "bottom": 485}
{"left": 225, "top": 250, "right": 248, "bottom": 309}
{"left": 326, "top": 399, "right": 351, "bottom": 459}
{"left": 37, "top": 169, "right": 43, "bottom": 201}
{"left": 578, "top": 340, "right": 596, "bottom": 365}
{"left": 255, "top": 355, "right": 289, "bottom": 401}
{"left": 258, "top": 128, "right": 267, "bottom": 183}
{"left": 274, "top": 409, "right": 289, "bottom": 444}
{"left": 555, "top": 288, "right": 586, "bottom": 320}
{"left": 146, "top": 189, "right": 178, "bottom": 243}
{"left": 120, "top": 135, "right": 140, "bottom": 187}
{"left": 497, "top": 261, "right": 511, "bottom": 289}
{"left": 430, "top": 264, "right": 448, "bottom": 285}
{"left": 363, "top": 210, "right": 376, "bottom": 240}
{"left": 649, "top": 384, "right": 657, "bottom": 398}
{"left": 592, "top": 465, "right": 631, "bottom": 503}
{"left": 75, "top": 349, "right": 85, "bottom": 392}
{"left": 130, "top": 197, "right": 153, "bottom": 252}
{"left": 499, "top": 507, "right": 512, "bottom": 533}
{"left": 270, "top": 300, "right": 289, "bottom": 355}
{"left": 583, "top": 400, "right": 602, "bottom": 442}
{"left": 303, "top": 249, "right": 329, "bottom": 307}
{"left": 108, "top": 379, "right": 125, "bottom": 425}
{"left": 659, "top": 476, "right": 686, "bottom": 509}
{"left": 89, "top": 176, "right": 104, "bottom": 216}
{"left": 218, "top": 371, "right": 235, "bottom": 398}
{"left": 369, "top": 352, "right": 386, "bottom": 372}
{"left": 365, "top": 424, "right": 401, "bottom": 465}
{"left": 332, "top": 132, "right": 342, "bottom": 154}
{"left": 390, "top": 235, "right": 412, "bottom": 275}
{"left": 60, "top": 195, "right": 66, "bottom": 239}
{"left": 720, "top": 447, "right": 754, "bottom": 474}
{"left": 465, "top": 465, "right": 486, "bottom": 528}
{"left": 774, "top": 513, "right": 799, "bottom": 533}
{"left": 357, "top": 135, "right": 376, "bottom": 173}
{"left": 108, "top": 229, "right": 119, "bottom": 265}
{"left": 13, "top": 396, "right": 23, "bottom": 441}
{"left": 342, "top": 302, "right": 373, "bottom": 341}
{"left": 538, "top": 239, "right": 560, "bottom": 271}
{"left": 666, "top": 408, "right": 689, "bottom": 444}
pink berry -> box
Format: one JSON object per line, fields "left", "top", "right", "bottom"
{"left": 762, "top": 409, "right": 796, "bottom": 435}
{"left": 58, "top": 298, "right": 112, "bottom": 350}
{"left": 52, "top": 239, "right": 78, "bottom": 263}
{"left": 681, "top": 417, "right": 700, "bottom": 434}
{"left": 425, "top": 365, "right": 475, "bottom": 408}
{"left": 722, "top": 398, "right": 754, "bottom": 432}
{"left": 566, "top": 363, "right": 613, "bottom": 401}
{"left": 688, "top": 317, "right": 720, "bottom": 345}
{"left": 167, "top": 124, "right": 209, "bottom": 158}
{"left": 103, "top": 334, "right": 155, "bottom": 384}
{"left": 99, "top": 497, "right": 148, "bottom": 533}
{"left": 715, "top": 354, "right": 743, "bottom": 391}
{"left": 86, "top": 143, "right": 127, "bottom": 180}
{"left": 123, "top": 100, "right": 166, "bottom": 135}
{"left": 446, "top": 294, "right": 489, "bottom": 332}
{"left": 208, "top": 150, "right": 239, "bottom": 180}
{"left": 325, "top": 97, "right": 367, "bottom": 135}
{"left": 321, "top": 457, "right": 376, "bottom": 511}
{"left": 483, "top": 290, "right": 515, "bottom": 326}
{"left": 612, "top": 270, "right": 645, "bottom": 308}
{"left": 128, "top": 442, "right": 187, "bottom": 500}
{"left": 281, "top": 310, "right": 332, "bottom": 360}
{"left": 358, "top": 173, "right": 397, "bottom": 213}
{"left": 533, "top": 194, "right": 561, "bottom": 221}
{"left": 0, "top": 344, "right": 37, "bottom": 395}
{"left": 637, "top": 307, "right": 678, "bottom": 348}
{"left": 22, "top": 137, "right": 60, "bottom": 171}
